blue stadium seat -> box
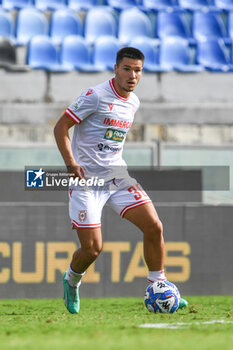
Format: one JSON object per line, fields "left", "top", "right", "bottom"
{"left": 106, "top": 0, "right": 139, "bottom": 11}
{"left": 130, "top": 36, "right": 168, "bottom": 72}
{"left": 15, "top": 8, "right": 48, "bottom": 46}
{"left": 2, "top": 0, "right": 32, "bottom": 10}
{"left": 196, "top": 38, "right": 233, "bottom": 71}
{"left": 84, "top": 7, "right": 117, "bottom": 44}
{"left": 193, "top": 10, "right": 230, "bottom": 44}
{"left": 92, "top": 35, "right": 122, "bottom": 70}
{"left": 160, "top": 36, "right": 204, "bottom": 71}
{"left": 227, "top": 11, "right": 233, "bottom": 39}
{"left": 118, "top": 8, "right": 152, "bottom": 44}
{"left": 0, "top": 9, "right": 14, "bottom": 42}
{"left": 157, "top": 10, "right": 193, "bottom": 42}
{"left": 178, "top": 0, "right": 214, "bottom": 10}
{"left": 34, "top": 0, "right": 66, "bottom": 11}
{"left": 60, "top": 35, "right": 103, "bottom": 71}
{"left": 214, "top": 0, "right": 233, "bottom": 10}
{"left": 27, "top": 35, "right": 68, "bottom": 71}
{"left": 67, "top": 0, "right": 98, "bottom": 11}
{"left": 50, "top": 9, "right": 82, "bottom": 45}
{"left": 142, "top": 0, "right": 178, "bottom": 11}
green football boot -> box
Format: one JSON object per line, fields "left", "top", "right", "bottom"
{"left": 63, "top": 272, "right": 80, "bottom": 314}
{"left": 178, "top": 297, "right": 188, "bottom": 310}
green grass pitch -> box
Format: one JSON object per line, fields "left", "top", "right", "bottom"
{"left": 0, "top": 296, "right": 233, "bottom": 350}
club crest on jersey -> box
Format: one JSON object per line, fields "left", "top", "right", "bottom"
{"left": 85, "top": 89, "right": 93, "bottom": 96}
{"left": 78, "top": 210, "right": 87, "bottom": 222}
{"left": 109, "top": 104, "right": 114, "bottom": 111}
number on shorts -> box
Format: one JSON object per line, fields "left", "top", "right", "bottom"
{"left": 128, "top": 184, "right": 147, "bottom": 200}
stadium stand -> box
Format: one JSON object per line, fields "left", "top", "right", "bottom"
{"left": 160, "top": 36, "right": 204, "bottom": 71}
{"left": 27, "top": 35, "right": 67, "bottom": 71}
{"left": 106, "top": 0, "right": 139, "bottom": 11}
{"left": 196, "top": 38, "right": 233, "bottom": 71}
{"left": 227, "top": 11, "right": 233, "bottom": 39}
{"left": 0, "top": 9, "right": 14, "bottom": 42}
{"left": 33, "top": 0, "right": 66, "bottom": 11}
{"left": 49, "top": 9, "right": 82, "bottom": 45}
{"left": 193, "top": 10, "right": 231, "bottom": 44}
{"left": 142, "top": 0, "right": 178, "bottom": 11}
{"left": 214, "top": 0, "right": 233, "bottom": 10}
{"left": 130, "top": 36, "right": 168, "bottom": 72}
{"left": 1, "top": 0, "right": 32, "bottom": 10}
{"left": 67, "top": 0, "right": 99, "bottom": 11}
{"left": 60, "top": 34, "right": 104, "bottom": 71}
{"left": 92, "top": 35, "right": 121, "bottom": 70}
{"left": 178, "top": 0, "right": 215, "bottom": 10}
{"left": 15, "top": 8, "right": 48, "bottom": 46}
{"left": 84, "top": 6, "right": 117, "bottom": 44}
{"left": 0, "top": 36, "right": 30, "bottom": 70}
{"left": 118, "top": 7, "right": 153, "bottom": 44}
{"left": 156, "top": 10, "right": 194, "bottom": 43}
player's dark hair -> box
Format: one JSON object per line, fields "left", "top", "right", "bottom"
{"left": 116, "top": 47, "right": 145, "bottom": 66}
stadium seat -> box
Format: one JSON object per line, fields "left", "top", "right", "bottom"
{"left": 227, "top": 11, "right": 233, "bottom": 39}
{"left": 34, "top": 0, "right": 66, "bottom": 11}
{"left": 214, "top": 0, "right": 233, "bottom": 10}
{"left": 60, "top": 35, "right": 104, "bottom": 71}
{"left": 157, "top": 10, "right": 193, "bottom": 43}
{"left": 50, "top": 9, "right": 82, "bottom": 45}
{"left": 67, "top": 0, "right": 98, "bottom": 11}
{"left": 160, "top": 36, "right": 204, "bottom": 71}
{"left": 142, "top": 0, "right": 178, "bottom": 11}
{"left": 1, "top": 0, "right": 32, "bottom": 10}
{"left": 106, "top": 0, "right": 139, "bottom": 11}
{"left": 92, "top": 35, "right": 122, "bottom": 70}
{"left": 15, "top": 8, "right": 48, "bottom": 46}
{"left": 178, "top": 0, "right": 215, "bottom": 10}
{"left": 84, "top": 7, "right": 117, "bottom": 44}
{"left": 196, "top": 38, "right": 233, "bottom": 71}
{"left": 27, "top": 35, "right": 68, "bottom": 71}
{"left": 0, "top": 36, "right": 16, "bottom": 66}
{"left": 0, "top": 36, "right": 30, "bottom": 71}
{"left": 0, "top": 9, "right": 14, "bottom": 42}
{"left": 193, "top": 10, "right": 230, "bottom": 44}
{"left": 118, "top": 8, "right": 152, "bottom": 44}
{"left": 130, "top": 36, "right": 168, "bottom": 72}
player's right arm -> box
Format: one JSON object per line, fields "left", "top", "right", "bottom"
{"left": 54, "top": 112, "right": 85, "bottom": 179}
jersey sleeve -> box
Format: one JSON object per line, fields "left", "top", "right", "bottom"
{"left": 65, "top": 88, "right": 99, "bottom": 124}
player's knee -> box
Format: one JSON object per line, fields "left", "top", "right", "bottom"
{"left": 87, "top": 243, "right": 103, "bottom": 261}
{"left": 145, "top": 219, "right": 163, "bottom": 241}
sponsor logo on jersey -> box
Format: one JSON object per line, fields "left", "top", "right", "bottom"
{"left": 85, "top": 89, "right": 94, "bottom": 96}
{"left": 98, "top": 143, "right": 120, "bottom": 153}
{"left": 109, "top": 104, "right": 114, "bottom": 111}
{"left": 104, "top": 117, "right": 132, "bottom": 129}
{"left": 104, "top": 128, "right": 126, "bottom": 142}
{"left": 78, "top": 210, "right": 87, "bottom": 222}
{"left": 72, "top": 97, "right": 85, "bottom": 111}
{"left": 26, "top": 168, "right": 45, "bottom": 188}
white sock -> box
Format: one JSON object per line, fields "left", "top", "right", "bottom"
{"left": 65, "top": 265, "right": 85, "bottom": 287}
{"left": 147, "top": 270, "right": 166, "bottom": 284}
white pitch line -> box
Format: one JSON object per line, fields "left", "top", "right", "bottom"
{"left": 139, "top": 320, "right": 233, "bottom": 329}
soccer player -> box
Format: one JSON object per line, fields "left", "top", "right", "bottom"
{"left": 54, "top": 47, "right": 188, "bottom": 313}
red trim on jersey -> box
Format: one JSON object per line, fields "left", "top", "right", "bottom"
{"left": 109, "top": 78, "right": 130, "bottom": 101}
{"left": 72, "top": 219, "right": 101, "bottom": 229}
{"left": 120, "top": 199, "right": 152, "bottom": 218}
{"left": 65, "top": 108, "right": 82, "bottom": 124}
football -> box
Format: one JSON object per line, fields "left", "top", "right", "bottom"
{"left": 144, "top": 280, "right": 180, "bottom": 313}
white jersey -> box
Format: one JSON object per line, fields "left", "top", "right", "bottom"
{"left": 65, "top": 78, "right": 140, "bottom": 180}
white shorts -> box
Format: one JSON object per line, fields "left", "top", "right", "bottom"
{"left": 69, "top": 176, "right": 152, "bottom": 229}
